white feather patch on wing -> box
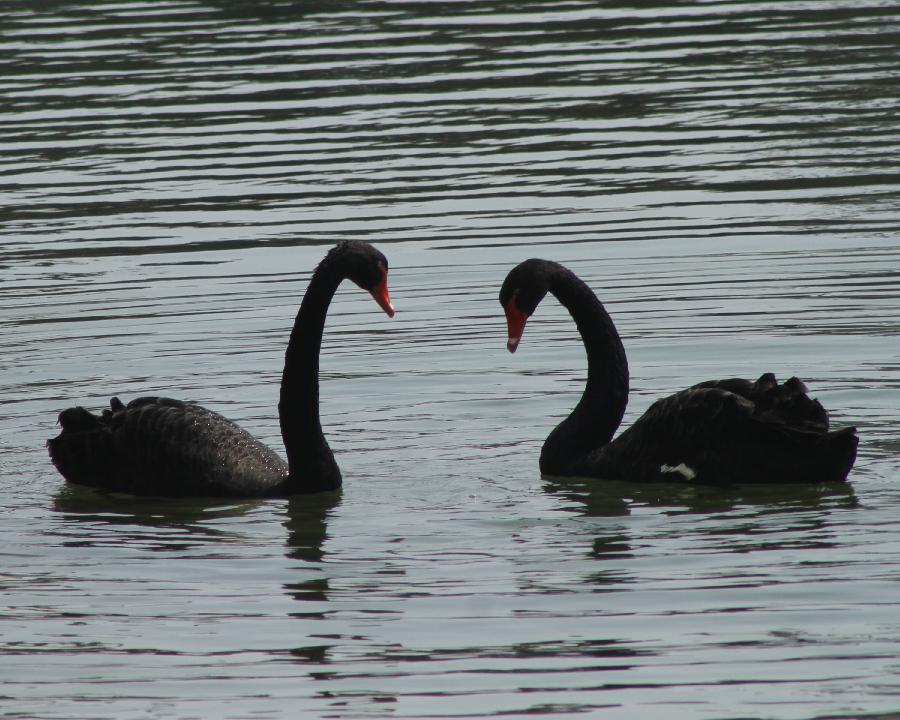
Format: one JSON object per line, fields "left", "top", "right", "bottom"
{"left": 660, "top": 462, "right": 697, "bottom": 481}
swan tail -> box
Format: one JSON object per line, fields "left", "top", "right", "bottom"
{"left": 807, "top": 426, "right": 858, "bottom": 483}
{"left": 759, "top": 424, "right": 859, "bottom": 484}
{"left": 47, "top": 397, "right": 177, "bottom": 490}
{"left": 47, "top": 399, "right": 121, "bottom": 488}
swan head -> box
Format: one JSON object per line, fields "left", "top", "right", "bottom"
{"left": 333, "top": 240, "right": 395, "bottom": 317}
{"left": 499, "top": 259, "right": 552, "bottom": 353}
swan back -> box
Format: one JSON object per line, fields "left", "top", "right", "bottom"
{"left": 48, "top": 397, "right": 288, "bottom": 497}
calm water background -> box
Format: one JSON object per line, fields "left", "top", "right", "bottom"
{"left": 2, "top": 1, "right": 899, "bottom": 718}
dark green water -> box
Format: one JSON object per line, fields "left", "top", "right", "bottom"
{"left": 2, "top": 2, "right": 899, "bottom": 717}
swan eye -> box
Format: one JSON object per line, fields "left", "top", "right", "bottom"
{"left": 509, "top": 288, "right": 536, "bottom": 316}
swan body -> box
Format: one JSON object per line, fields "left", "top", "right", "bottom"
{"left": 500, "top": 258, "right": 858, "bottom": 484}
{"left": 51, "top": 397, "right": 290, "bottom": 497}
{"left": 48, "top": 241, "right": 395, "bottom": 497}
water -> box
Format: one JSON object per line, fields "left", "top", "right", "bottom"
{"left": 2, "top": 1, "right": 899, "bottom": 717}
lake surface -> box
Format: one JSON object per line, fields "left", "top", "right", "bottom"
{"left": 2, "top": 1, "right": 899, "bottom": 717}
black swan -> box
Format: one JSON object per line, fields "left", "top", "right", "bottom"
{"left": 500, "top": 258, "right": 858, "bottom": 484}
{"left": 48, "top": 240, "right": 395, "bottom": 497}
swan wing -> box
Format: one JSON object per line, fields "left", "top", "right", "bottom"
{"left": 596, "top": 382, "right": 856, "bottom": 484}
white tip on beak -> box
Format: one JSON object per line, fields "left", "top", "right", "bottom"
{"left": 507, "top": 336, "right": 520, "bottom": 353}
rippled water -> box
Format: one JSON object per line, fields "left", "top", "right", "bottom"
{"left": 3, "top": 1, "right": 899, "bottom": 718}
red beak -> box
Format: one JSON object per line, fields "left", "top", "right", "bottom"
{"left": 504, "top": 297, "right": 529, "bottom": 353}
{"left": 371, "top": 273, "right": 395, "bottom": 317}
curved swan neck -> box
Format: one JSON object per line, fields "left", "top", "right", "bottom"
{"left": 541, "top": 266, "right": 629, "bottom": 470}
{"left": 278, "top": 252, "right": 344, "bottom": 491}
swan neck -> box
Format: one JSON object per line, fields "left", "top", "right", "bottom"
{"left": 543, "top": 268, "right": 629, "bottom": 467}
{"left": 278, "top": 259, "right": 342, "bottom": 491}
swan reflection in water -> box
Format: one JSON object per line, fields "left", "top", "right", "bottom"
{"left": 52, "top": 482, "right": 339, "bottom": 558}
{"left": 50, "top": 483, "right": 263, "bottom": 550}
{"left": 544, "top": 475, "right": 858, "bottom": 518}
{"left": 543, "top": 473, "right": 859, "bottom": 584}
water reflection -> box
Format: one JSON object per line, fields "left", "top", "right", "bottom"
{"left": 544, "top": 475, "right": 859, "bottom": 585}
{"left": 50, "top": 484, "right": 342, "bottom": 560}
{"left": 50, "top": 483, "right": 262, "bottom": 549}
{"left": 284, "top": 493, "right": 339, "bottom": 562}
{"left": 544, "top": 475, "right": 859, "bottom": 518}
{"left": 281, "top": 493, "right": 340, "bottom": 671}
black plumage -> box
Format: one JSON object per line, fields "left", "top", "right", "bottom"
{"left": 48, "top": 241, "right": 395, "bottom": 497}
{"left": 500, "top": 258, "right": 858, "bottom": 484}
